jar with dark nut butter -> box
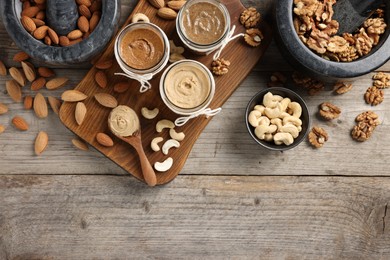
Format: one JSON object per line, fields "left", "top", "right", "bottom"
{"left": 176, "top": 0, "right": 231, "bottom": 55}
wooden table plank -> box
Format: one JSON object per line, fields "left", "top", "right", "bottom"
{"left": 1, "top": 175, "right": 389, "bottom": 259}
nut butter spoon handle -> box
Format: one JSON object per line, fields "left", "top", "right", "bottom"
{"left": 118, "top": 134, "right": 157, "bottom": 187}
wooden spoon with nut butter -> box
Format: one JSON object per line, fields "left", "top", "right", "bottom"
{"left": 108, "top": 105, "right": 157, "bottom": 186}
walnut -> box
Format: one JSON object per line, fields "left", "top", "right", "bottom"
{"left": 211, "top": 58, "right": 230, "bottom": 76}
{"left": 240, "top": 7, "right": 261, "bottom": 29}
{"left": 267, "top": 72, "right": 287, "bottom": 87}
{"left": 327, "top": 35, "right": 349, "bottom": 53}
{"left": 342, "top": 33, "right": 356, "bottom": 45}
{"left": 244, "top": 28, "right": 263, "bottom": 47}
{"left": 307, "top": 28, "right": 330, "bottom": 54}
{"left": 364, "top": 86, "right": 384, "bottom": 106}
{"left": 351, "top": 111, "right": 380, "bottom": 142}
{"left": 375, "top": 8, "right": 385, "bottom": 18}
{"left": 321, "top": 19, "right": 339, "bottom": 35}
{"left": 294, "top": 0, "right": 319, "bottom": 17}
{"left": 308, "top": 126, "right": 328, "bottom": 148}
{"left": 355, "top": 28, "right": 373, "bottom": 56}
{"left": 292, "top": 71, "right": 324, "bottom": 95}
{"left": 333, "top": 82, "right": 352, "bottom": 94}
{"left": 319, "top": 102, "right": 341, "bottom": 120}
{"left": 337, "top": 45, "right": 359, "bottom": 62}
{"left": 364, "top": 18, "right": 387, "bottom": 35}
{"left": 372, "top": 72, "right": 390, "bottom": 89}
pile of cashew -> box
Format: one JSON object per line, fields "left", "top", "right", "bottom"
{"left": 248, "top": 92, "right": 303, "bottom": 146}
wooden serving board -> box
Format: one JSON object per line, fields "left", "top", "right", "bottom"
{"left": 59, "top": 0, "right": 272, "bottom": 185}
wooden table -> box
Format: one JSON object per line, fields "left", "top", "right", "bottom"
{"left": 1, "top": 1, "right": 390, "bottom": 259}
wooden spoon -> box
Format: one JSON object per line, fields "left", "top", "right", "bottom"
{"left": 108, "top": 105, "right": 157, "bottom": 187}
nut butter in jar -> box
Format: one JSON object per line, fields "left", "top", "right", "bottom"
{"left": 114, "top": 22, "right": 170, "bottom": 92}
{"left": 176, "top": 0, "right": 231, "bottom": 54}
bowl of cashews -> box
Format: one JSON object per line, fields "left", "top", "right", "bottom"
{"left": 245, "top": 87, "right": 310, "bottom": 151}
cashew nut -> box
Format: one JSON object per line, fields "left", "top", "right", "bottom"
{"left": 151, "top": 137, "right": 164, "bottom": 152}
{"left": 270, "top": 118, "right": 283, "bottom": 131}
{"left": 264, "top": 133, "right": 274, "bottom": 142}
{"left": 141, "top": 107, "right": 159, "bottom": 119}
{"left": 131, "top": 13, "right": 150, "bottom": 23}
{"left": 248, "top": 110, "right": 263, "bottom": 127}
{"left": 288, "top": 102, "right": 302, "bottom": 118}
{"left": 280, "top": 97, "right": 291, "bottom": 112}
{"left": 154, "top": 157, "right": 173, "bottom": 172}
{"left": 169, "top": 53, "right": 186, "bottom": 63}
{"left": 280, "top": 124, "right": 299, "bottom": 138}
{"left": 283, "top": 116, "right": 302, "bottom": 127}
{"left": 254, "top": 124, "right": 277, "bottom": 140}
{"left": 263, "top": 92, "right": 283, "bottom": 108}
{"left": 169, "top": 40, "right": 185, "bottom": 54}
{"left": 156, "top": 119, "right": 175, "bottom": 132}
{"left": 162, "top": 139, "right": 180, "bottom": 155}
{"left": 254, "top": 105, "right": 265, "bottom": 114}
{"left": 264, "top": 103, "right": 283, "bottom": 119}
{"left": 169, "top": 128, "right": 185, "bottom": 141}
{"left": 274, "top": 132, "right": 294, "bottom": 146}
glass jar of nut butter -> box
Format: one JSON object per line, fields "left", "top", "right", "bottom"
{"left": 176, "top": 0, "right": 231, "bottom": 55}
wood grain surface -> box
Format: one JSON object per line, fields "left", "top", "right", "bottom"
{"left": 1, "top": 0, "right": 390, "bottom": 258}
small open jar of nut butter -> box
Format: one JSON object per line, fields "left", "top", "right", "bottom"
{"left": 114, "top": 22, "right": 170, "bottom": 92}
{"left": 176, "top": 0, "right": 231, "bottom": 55}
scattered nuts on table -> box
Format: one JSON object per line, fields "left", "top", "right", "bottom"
{"left": 373, "top": 72, "right": 390, "bottom": 89}
{"left": 319, "top": 102, "right": 341, "bottom": 120}
{"left": 244, "top": 28, "right": 263, "bottom": 47}
{"left": 162, "top": 139, "right": 180, "bottom": 155}
{"left": 351, "top": 111, "right": 380, "bottom": 142}
{"left": 364, "top": 86, "right": 384, "bottom": 106}
{"left": 240, "top": 7, "right": 261, "bottom": 29}
{"left": 169, "top": 128, "right": 185, "bottom": 141}
{"left": 141, "top": 107, "right": 159, "bottom": 119}
{"left": 292, "top": 71, "right": 325, "bottom": 95}
{"left": 131, "top": 13, "right": 150, "bottom": 23}
{"left": 151, "top": 137, "right": 164, "bottom": 152}
{"left": 308, "top": 126, "right": 328, "bottom": 148}
{"left": 267, "top": 72, "right": 287, "bottom": 87}
{"left": 333, "top": 82, "right": 353, "bottom": 94}
{"left": 156, "top": 119, "right": 175, "bottom": 133}
{"left": 211, "top": 58, "right": 230, "bottom": 76}
{"left": 154, "top": 157, "right": 173, "bottom": 172}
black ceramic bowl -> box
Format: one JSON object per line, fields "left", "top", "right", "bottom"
{"left": 245, "top": 87, "right": 310, "bottom": 151}
{"left": 274, "top": 0, "right": 390, "bottom": 81}
{"left": 0, "top": 0, "right": 121, "bottom": 65}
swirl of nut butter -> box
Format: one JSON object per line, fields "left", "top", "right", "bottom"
{"left": 108, "top": 105, "right": 140, "bottom": 137}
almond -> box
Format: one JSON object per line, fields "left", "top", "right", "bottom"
{"left": 94, "top": 93, "right": 118, "bottom": 108}
{"left": 75, "top": 102, "right": 87, "bottom": 125}
{"left": 47, "top": 28, "right": 59, "bottom": 45}
{"left": 6, "top": 80, "right": 22, "bottom": 102}
{"left": 0, "top": 60, "right": 7, "bottom": 76}
{"left": 33, "top": 92, "right": 48, "bottom": 118}
{"left": 22, "top": 1, "right": 31, "bottom": 10}
{"left": 95, "top": 70, "right": 107, "bottom": 88}
{"left": 95, "top": 58, "right": 114, "bottom": 70}
{"left": 32, "top": 18, "right": 45, "bottom": 27}
{"left": 13, "top": 51, "right": 30, "bottom": 62}
{"left": 44, "top": 35, "right": 52, "bottom": 45}
{"left": 21, "top": 61, "right": 36, "bottom": 82}
{"left": 79, "top": 5, "right": 91, "bottom": 19}
{"left": 90, "top": 0, "right": 102, "bottom": 13}
{"left": 96, "top": 133, "right": 114, "bottom": 147}
{"left": 33, "top": 25, "right": 49, "bottom": 40}
{"left": 0, "top": 103, "right": 8, "bottom": 115}
{"left": 77, "top": 16, "right": 90, "bottom": 33}
{"left": 76, "top": 0, "right": 92, "bottom": 7}
{"left": 0, "top": 125, "right": 5, "bottom": 134}
{"left": 9, "top": 67, "right": 26, "bottom": 86}
{"left": 21, "top": 16, "right": 36, "bottom": 33}
{"left": 72, "top": 138, "right": 89, "bottom": 151}
{"left": 68, "top": 38, "right": 83, "bottom": 46}
{"left": 12, "top": 116, "right": 29, "bottom": 131}
{"left": 31, "top": 77, "right": 46, "bottom": 91}
{"left": 35, "top": 0, "right": 47, "bottom": 4}
{"left": 61, "top": 90, "right": 88, "bottom": 102}
{"left": 113, "top": 82, "right": 130, "bottom": 93}
{"left": 157, "top": 7, "right": 177, "bottom": 20}
{"left": 89, "top": 12, "right": 100, "bottom": 32}
{"left": 34, "top": 131, "right": 49, "bottom": 155}
{"left": 36, "top": 10, "right": 45, "bottom": 20}
{"left": 59, "top": 36, "right": 70, "bottom": 46}
{"left": 22, "top": 6, "right": 40, "bottom": 18}
{"left": 48, "top": 96, "right": 62, "bottom": 115}
{"left": 148, "top": 0, "right": 165, "bottom": 9}
{"left": 46, "top": 77, "right": 69, "bottom": 90}
{"left": 24, "top": 95, "right": 33, "bottom": 110}
{"left": 167, "top": 1, "right": 186, "bottom": 11}
{"left": 67, "top": 29, "right": 83, "bottom": 40}
{"left": 37, "top": 67, "right": 55, "bottom": 78}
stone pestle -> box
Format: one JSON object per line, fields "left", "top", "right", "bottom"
{"left": 46, "top": 0, "right": 79, "bottom": 36}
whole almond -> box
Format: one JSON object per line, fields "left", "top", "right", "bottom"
{"left": 68, "top": 38, "right": 83, "bottom": 46}
{"left": 0, "top": 60, "right": 7, "bottom": 76}
{"left": 79, "top": 5, "right": 91, "bottom": 19}
{"left": 96, "top": 133, "right": 114, "bottom": 147}
{"left": 44, "top": 35, "right": 52, "bottom": 45}
{"left": 12, "top": 116, "right": 29, "bottom": 131}
{"left": 95, "top": 70, "right": 107, "bottom": 88}
{"left": 36, "top": 10, "right": 45, "bottom": 20}
{"left": 47, "top": 28, "right": 59, "bottom": 45}
{"left": 83, "top": 31, "right": 91, "bottom": 39}
{"left": 59, "top": 36, "right": 70, "bottom": 46}
{"left": 89, "top": 12, "right": 100, "bottom": 32}
{"left": 13, "top": 51, "right": 30, "bottom": 62}
{"left": 0, "top": 103, "right": 8, "bottom": 115}
{"left": 6, "top": 80, "right": 22, "bottom": 102}
{"left": 22, "top": 1, "right": 31, "bottom": 10}
{"left": 38, "top": 67, "right": 55, "bottom": 78}
{"left": 21, "top": 61, "right": 36, "bottom": 82}
{"left": 67, "top": 30, "right": 83, "bottom": 40}
{"left": 33, "top": 92, "right": 48, "bottom": 118}
{"left": 167, "top": 1, "right": 186, "bottom": 11}
{"left": 32, "top": 18, "right": 45, "bottom": 27}
{"left": 90, "top": 0, "right": 102, "bottom": 13}
{"left": 75, "top": 102, "right": 87, "bottom": 125}
{"left": 48, "top": 96, "right": 62, "bottom": 115}
{"left": 157, "top": 7, "right": 177, "bottom": 20}
{"left": 21, "top": 16, "right": 36, "bottom": 33}
{"left": 34, "top": 131, "right": 49, "bottom": 155}
{"left": 46, "top": 77, "right": 69, "bottom": 90}
{"left": 113, "top": 82, "right": 130, "bottom": 93}
{"left": 9, "top": 67, "right": 26, "bottom": 86}
{"left": 95, "top": 58, "right": 114, "bottom": 70}
{"left": 22, "top": 6, "right": 40, "bottom": 18}
{"left": 77, "top": 16, "right": 90, "bottom": 33}
{"left": 72, "top": 138, "right": 89, "bottom": 151}
{"left": 0, "top": 125, "right": 5, "bottom": 134}
{"left": 31, "top": 77, "right": 46, "bottom": 91}
{"left": 24, "top": 95, "right": 33, "bottom": 110}
{"left": 76, "top": 0, "right": 92, "bottom": 7}
{"left": 94, "top": 93, "right": 118, "bottom": 108}
{"left": 61, "top": 90, "right": 88, "bottom": 102}
{"left": 33, "top": 25, "right": 49, "bottom": 40}
{"left": 148, "top": 0, "right": 165, "bottom": 9}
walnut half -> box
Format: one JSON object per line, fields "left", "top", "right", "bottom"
{"left": 319, "top": 102, "right": 341, "bottom": 120}
{"left": 364, "top": 86, "right": 384, "bottom": 106}
{"left": 240, "top": 7, "right": 261, "bottom": 29}
{"left": 351, "top": 111, "right": 380, "bottom": 142}
{"left": 308, "top": 126, "right": 328, "bottom": 148}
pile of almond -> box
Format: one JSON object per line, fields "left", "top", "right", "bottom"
{"left": 148, "top": 0, "right": 186, "bottom": 20}
{"left": 20, "top": 0, "right": 102, "bottom": 47}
